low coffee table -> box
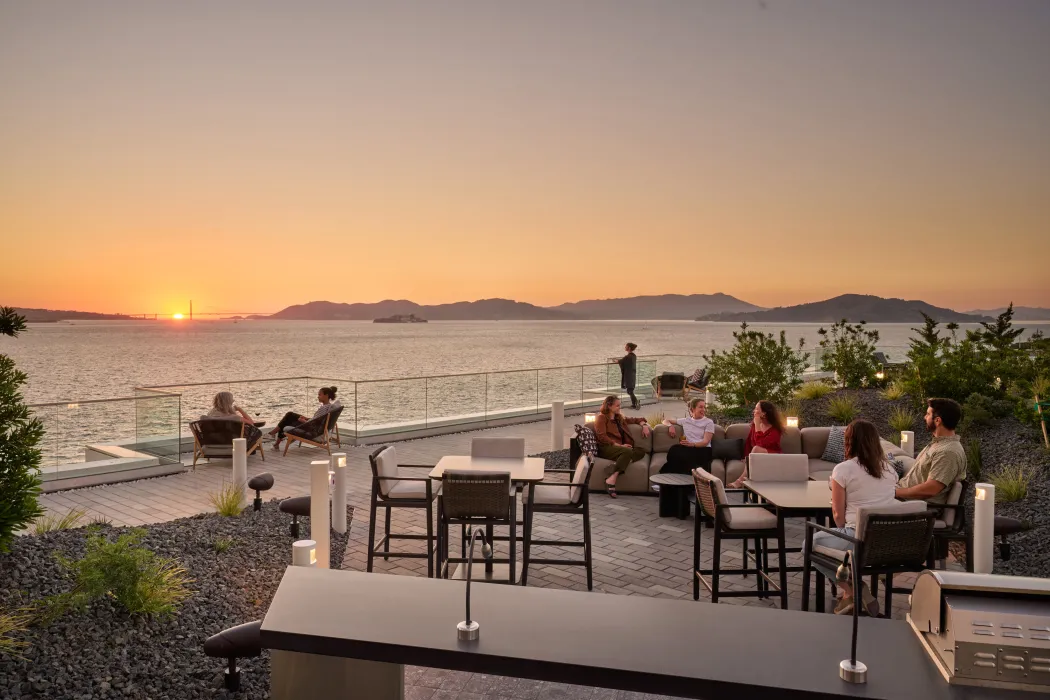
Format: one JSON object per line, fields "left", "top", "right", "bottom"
{"left": 649, "top": 473, "right": 694, "bottom": 519}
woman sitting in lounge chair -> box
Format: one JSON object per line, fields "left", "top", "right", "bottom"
{"left": 270, "top": 386, "right": 341, "bottom": 451}
{"left": 207, "top": 391, "right": 254, "bottom": 423}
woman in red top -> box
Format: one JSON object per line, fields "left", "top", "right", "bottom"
{"left": 729, "top": 400, "right": 784, "bottom": 487}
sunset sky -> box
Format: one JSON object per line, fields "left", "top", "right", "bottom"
{"left": 2, "top": 1, "right": 1048, "bottom": 316}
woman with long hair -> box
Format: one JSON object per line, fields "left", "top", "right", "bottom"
{"left": 207, "top": 391, "right": 254, "bottom": 423}
{"left": 728, "top": 400, "right": 784, "bottom": 487}
{"left": 810, "top": 419, "right": 898, "bottom": 616}
{"left": 593, "top": 395, "right": 650, "bottom": 498}
{"left": 270, "top": 386, "right": 340, "bottom": 451}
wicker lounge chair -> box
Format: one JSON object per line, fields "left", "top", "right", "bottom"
{"left": 190, "top": 418, "right": 265, "bottom": 469}
{"left": 282, "top": 405, "right": 343, "bottom": 455}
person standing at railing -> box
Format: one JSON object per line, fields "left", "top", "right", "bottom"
{"left": 269, "top": 386, "right": 340, "bottom": 451}
{"left": 617, "top": 342, "right": 640, "bottom": 410}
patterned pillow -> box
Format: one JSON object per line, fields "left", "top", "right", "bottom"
{"left": 574, "top": 424, "right": 599, "bottom": 456}
{"left": 821, "top": 426, "right": 847, "bottom": 464}
{"left": 889, "top": 457, "right": 908, "bottom": 478}
{"left": 688, "top": 367, "right": 707, "bottom": 387}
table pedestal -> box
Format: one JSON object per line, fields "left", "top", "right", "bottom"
{"left": 658, "top": 485, "right": 691, "bottom": 519}
{"left": 271, "top": 650, "right": 403, "bottom": 699}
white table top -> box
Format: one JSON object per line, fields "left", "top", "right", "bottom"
{"left": 429, "top": 455, "right": 546, "bottom": 482}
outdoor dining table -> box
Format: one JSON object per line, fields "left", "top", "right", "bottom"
{"left": 430, "top": 456, "right": 545, "bottom": 583}
{"left": 742, "top": 480, "right": 834, "bottom": 610}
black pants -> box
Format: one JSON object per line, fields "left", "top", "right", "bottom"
{"left": 661, "top": 444, "right": 714, "bottom": 475}
{"left": 275, "top": 411, "right": 305, "bottom": 439}
{"left": 623, "top": 384, "right": 638, "bottom": 409}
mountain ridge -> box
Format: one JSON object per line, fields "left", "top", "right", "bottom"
{"left": 698, "top": 294, "right": 990, "bottom": 323}
{"left": 549, "top": 293, "right": 761, "bottom": 320}
{"left": 965, "top": 306, "right": 1050, "bottom": 321}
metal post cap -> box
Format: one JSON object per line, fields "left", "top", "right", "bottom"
{"left": 457, "top": 620, "right": 480, "bottom": 641}
{"left": 839, "top": 659, "right": 867, "bottom": 684}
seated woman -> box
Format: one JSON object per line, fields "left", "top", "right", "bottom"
{"left": 809, "top": 419, "right": 898, "bottom": 616}
{"left": 660, "top": 397, "right": 715, "bottom": 474}
{"left": 270, "top": 386, "right": 340, "bottom": 451}
{"left": 207, "top": 391, "right": 254, "bottom": 423}
{"left": 728, "top": 400, "right": 784, "bottom": 487}
{"left": 594, "top": 395, "right": 650, "bottom": 498}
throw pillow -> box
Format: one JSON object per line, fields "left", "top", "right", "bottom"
{"left": 574, "top": 424, "right": 598, "bottom": 456}
{"left": 711, "top": 438, "right": 744, "bottom": 461}
{"left": 889, "top": 457, "right": 908, "bottom": 478}
{"left": 821, "top": 426, "right": 847, "bottom": 464}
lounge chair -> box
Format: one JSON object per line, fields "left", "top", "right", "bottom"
{"left": 683, "top": 367, "right": 710, "bottom": 401}
{"left": 282, "top": 405, "right": 343, "bottom": 455}
{"left": 190, "top": 418, "right": 265, "bottom": 469}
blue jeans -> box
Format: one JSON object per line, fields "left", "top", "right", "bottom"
{"left": 809, "top": 526, "right": 855, "bottom": 580}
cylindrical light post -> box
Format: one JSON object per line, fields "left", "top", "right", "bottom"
{"left": 331, "top": 452, "right": 348, "bottom": 534}
{"left": 551, "top": 401, "right": 564, "bottom": 451}
{"left": 310, "top": 460, "right": 331, "bottom": 569}
{"left": 973, "top": 482, "right": 996, "bottom": 574}
{"left": 292, "top": 539, "right": 317, "bottom": 567}
{"left": 900, "top": 431, "right": 915, "bottom": 458}
{"left": 232, "top": 438, "right": 248, "bottom": 506}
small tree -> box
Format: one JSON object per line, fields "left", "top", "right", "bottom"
{"left": 817, "top": 319, "right": 881, "bottom": 389}
{"left": 0, "top": 307, "right": 44, "bottom": 552}
{"left": 902, "top": 314, "right": 994, "bottom": 404}
{"left": 703, "top": 324, "right": 809, "bottom": 407}
{"left": 972, "top": 303, "right": 1032, "bottom": 391}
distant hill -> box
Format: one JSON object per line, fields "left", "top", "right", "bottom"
{"left": 263, "top": 298, "right": 573, "bottom": 321}
{"left": 965, "top": 306, "right": 1050, "bottom": 321}
{"left": 698, "top": 294, "right": 990, "bottom": 323}
{"left": 14, "top": 307, "right": 141, "bottom": 322}
{"left": 549, "top": 293, "right": 761, "bottom": 320}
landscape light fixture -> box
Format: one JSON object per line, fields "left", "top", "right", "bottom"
{"left": 835, "top": 552, "right": 867, "bottom": 684}
{"left": 786, "top": 416, "right": 799, "bottom": 429}
{"left": 585, "top": 413, "right": 596, "bottom": 424}
{"left": 973, "top": 483, "right": 995, "bottom": 574}
{"left": 292, "top": 539, "right": 317, "bottom": 567}
{"left": 900, "top": 430, "right": 914, "bottom": 458}
{"left": 457, "top": 526, "right": 493, "bottom": 642}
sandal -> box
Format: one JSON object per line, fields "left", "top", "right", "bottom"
{"left": 605, "top": 478, "right": 618, "bottom": 498}
{"left": 272, "top": 439, "right": 283, "bottom": 452}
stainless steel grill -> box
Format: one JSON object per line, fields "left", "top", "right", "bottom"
{"left": 908, "top": 570, "right": 1050, "bottom": 691}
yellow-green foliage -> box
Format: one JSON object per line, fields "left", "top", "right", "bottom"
{"left": 888, "top": 406, "right": 916, "bottom": 433}
{"left": 827, "top": 394, "right": 859, "bottom": 424}
{"left": 0, "top": 608, "right": 30, "bottom": 658}
{"left": 795, "top": 382, "right": 834, "bottom": 401}
{"left": 990, "top": 467, "right": 1030, "bottom": 503}
{"left": 881, "top": 381, "right": 907, "bottom": 401}
{"left": 209, "top": 483, "right": 244, "bottom": 517}
{"left": 34, "top": 508, "right": 86, "bottom": 534}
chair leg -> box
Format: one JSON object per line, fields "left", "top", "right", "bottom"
{"left": 521, "top": 501, "right": 532, "bottom": 587}
{"left": 801, "top": 551, "right": 812, "bottom": 612}
{"left": 334, "top": 425, "right": 341, "bottom": 447}
{"left": 283, "top": 438, "right": 292, "bottom": 456}
{"left": 426, "top": 499, "right": 434, "bottom": 578}
{"left": 366, "top": 488, "right": 378, "bottom": 572}
{"left": 711, "top": 528, "right": 722, "bottom": 604}
{"left": 884, "top": 574, "right": 893, "bottom": 618}
{"left": 583, "top": 505, "right": 593, "bottom": 591}
{"left": 777, "top": 523, "right": 788, "bottom": 610}
{"left": 383, "top": 508, "right": 392, "bottom": 561}
{"left": 741, "top": 538, "right": 748, "bottom": 578}
{"left": 693, "top": 512, "right": 702, "bottom": 600}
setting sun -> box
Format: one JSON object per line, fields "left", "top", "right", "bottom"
{"left": 172, "top": 313, "right": 184, "bottom": 320}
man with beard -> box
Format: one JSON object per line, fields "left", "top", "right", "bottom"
{"left": 895, "top": 398, "right": 966, "bottom": 504}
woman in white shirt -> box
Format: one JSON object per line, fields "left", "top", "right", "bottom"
{"left": 659, "top": 398, "right": 715, "bottom": 474}
{"left": 811, "top": 419, "right": 898, "bottom": 616}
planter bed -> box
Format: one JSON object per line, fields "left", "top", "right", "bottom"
{"left": 0, "top": 502, "right": 352, "bottom": 700}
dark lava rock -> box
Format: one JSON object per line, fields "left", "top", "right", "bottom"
{"left": 0, "top": 502, "right": 352, "bottom": 700}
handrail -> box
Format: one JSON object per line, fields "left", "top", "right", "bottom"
{"left": 29, "top": 393, "right": 182, "bottom": 409}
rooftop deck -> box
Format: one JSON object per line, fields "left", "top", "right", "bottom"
{"left": 35, "top": 407, "right": 950, "bottom": 700}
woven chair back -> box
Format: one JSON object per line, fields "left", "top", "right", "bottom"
{"left": 442, "top": 471, "right": 511, "bottom": 520}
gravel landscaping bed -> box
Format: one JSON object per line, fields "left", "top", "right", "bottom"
{"left": 0, "top": 502, "right": 352, "bottom": 700}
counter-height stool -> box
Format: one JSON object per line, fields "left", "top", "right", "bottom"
{"left": 520, "top": 454, "right": 595, "bottom": 590}
{"left": 437, "top": 470, "right": 516, "bottom": 583}
{"left": 367, "top": 445, "right": 438, "bottom": 577}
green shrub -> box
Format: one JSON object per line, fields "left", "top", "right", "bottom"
{"left": 645, "top": 412, "right": 665, "bottom": 428}
{"left": 712, "top": 405, "right": 751, "bottom": 424}
{"left": 989, "top": 466, "right": 1030, "bottom": 503}
{"left": 817, "top": 320, "right": 881, "bottom": 389}
{"left": 795, "top": 382, "right": 834, "bottom": 401}
{"left": 881, "top": 381, "right": 906, "bottom": 401}
{"left": 212, "top": 537, "right": 235, "bottom": 554}
{"left": 888, "top": 406, "right": 916, "bottom": 434}
{"left": 0, "top": 307, "right": 44, "bottom": 552}
{"left": 703, "top": 324, "right": 809, "bottom": 407}
{"left": 89, "top": 515, "right": 112, "bottom": 527}
{"left": 209, "top": 482, "right": 245, "bottom": 517}
{"left": 902, "top": 315, "right": 995, "bottom": 404}
{"left": 0, "top": 607, "right": 30, "bottom": 658}
{"left": 827, "top": 394, "right": 859, "bottom": 424}
{"left": 780, "top": 398, "right": 802, "bottom": 426}
{"left": 34, "top": 508, "right": 86, "bottom": 534}
{"left": 53, "top": 529, "right": 192, "bottom": 616}
{"left": 964, "top": 438, "right": 983, "bottom": 484}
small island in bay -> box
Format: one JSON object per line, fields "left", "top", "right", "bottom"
{"left": 373, "top": 314, "right": 428, "bottom": 324}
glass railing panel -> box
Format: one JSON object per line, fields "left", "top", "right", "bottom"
{"left": 485, "top": 370, "right": 539, "bottom": 419}
{"left": 355, "top": 378, "right": 426, "bottom": 436}
{"left": 31, "top": 397, "right": 155, "bottom": 468}
{"left": 133, "top": 390, "right": 181, "bottom": 462}
{"left": 536, "top": 366, "right": 585, "bottom": 412}
{"left": 426, "top": 374, "right": 486, "bottom": 428}
{"left": 580, "top": 364, "right": 614, "bottom": 408}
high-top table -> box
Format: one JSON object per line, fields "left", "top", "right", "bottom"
{"left": 744, "top": 480, "right": 835, "bottom": 609}
{"left": 430, "top": 456, "right": 545, "bottom": 582}
{"left": 260, "top": 567, "right": 1028, "bottom": 700}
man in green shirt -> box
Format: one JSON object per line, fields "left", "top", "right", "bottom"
{"left": 896, "top": 398, "right": 966, "bottom": 505}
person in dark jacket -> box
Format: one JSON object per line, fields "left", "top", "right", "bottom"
{"left": 618, "top": 342, "right": 639, "bottom": 409}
